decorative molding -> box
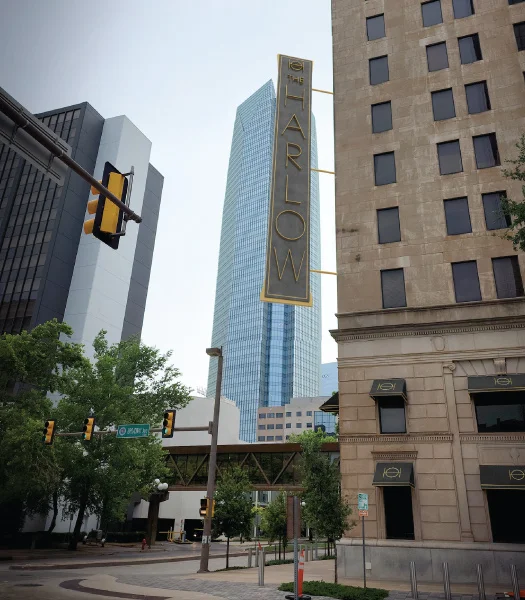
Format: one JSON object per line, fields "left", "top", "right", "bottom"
{"left": 371, "top": 451, "right": 418, "bottom": 460}
{"left": 494, "top": 358, "right": 507, "bottom": 375}
{"left": 460, "top": 433, "right": 525, "bottom": 443}
{"left": 337, "top": 348, "right": 525, "bottom": 368}
{"left": 443, "top": 363, "right": 456, "bottom": 373}
{"left": 340, "top": 434, "right": 453, "bottom": 444}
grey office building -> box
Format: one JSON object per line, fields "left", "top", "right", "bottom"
{"left": 0, "top": 101, "right": 162, "bottom": 347}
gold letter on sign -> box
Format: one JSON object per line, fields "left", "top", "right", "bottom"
{"left": 261, "top": 54, "right": 313, "bottom": 306}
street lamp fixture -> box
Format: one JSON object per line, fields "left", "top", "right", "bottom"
{"left": 206, "top": 347, "right": 222, "bottom": 357}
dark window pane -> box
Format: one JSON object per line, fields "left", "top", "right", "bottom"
{"left": 473, "top": 133, "right": 500, "bottom": 169}
{"left": 514, "top": 22, "right": 525, "bottom": 51}
{"left": 381, "top": 268, "right": 406, "bottom": 308}
{"left": 459, "top": 34, "right": 482, "bottom": 64}
{"left": 422, "top": 0, "right": 443, "bottom": 27}
{"left": 266, "top": 436, "right": 274, "bottom": 441}
{"left": 474, "top": 392, "right": 525, "bottom": 433}
{"left": 510, "top": 0, "right": 525, "bottom": 4}
{"left": 452, "top": 261, "right": 482, "bottom": 302}
{"left": 437, "top": 140, "right": 463, "bottom": 175}
{"left": 426, "top": 42, "right": 449, "bottom": 71}
{"left": 377, "top": 207, "right": 401, "bottom": 243}
{"left": 379, "top": 397, "right": 406, "bottom": 433}
{"left": 432, "top": 88, "right": 455, "bottom": 121}
{"left": 483, "top": 192, "right": 510, "bottom": 230}
{"left": 367, "top": 14, "right": 385, "bottom": 41}
{"left": 444, "top": 197, "right": 471, "bottom": 235}
{"left": 452, "top": 0, "right": 475, "bottom": 18}
{"left": 369, "top": 56, "right": 389, "bottom": 85}
{"left": 372, "top": 101, "right": 392, "bottom": 133}
{"left": 465, "top": 81, "right": 491, "bottom": 114}
{"left": 258, "top": 436, "right": 265, "bottom": 441}
{"left": 374, "top": 152, "right": 396, "bottom": 186}
{"left": 492, "top": 256, "right": 524, "bottom": 298}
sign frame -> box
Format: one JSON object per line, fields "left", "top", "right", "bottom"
{"left": 261, "top": 54, "right": 313, "bottom": 307}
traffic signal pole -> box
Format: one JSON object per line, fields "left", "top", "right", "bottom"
{"left": 198, "top": 349, "right": 223, "bottom": 573}
{"left": 0, "top": 93, "right": 142, "bottom": 224}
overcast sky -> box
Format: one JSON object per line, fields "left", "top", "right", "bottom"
{"left": 0, "top": 0, "right": 336, "bottom": 393}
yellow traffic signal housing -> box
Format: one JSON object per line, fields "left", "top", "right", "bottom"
{"left": 162, "top": 410, "right": 176, "bottom": 438}
{"left": 43, "top": 419, "right": 56, "bottom": 445}
{"left": 199, "top": 498, "right": 215, "bottom": 518}
{"left": 83, "top": 161, "right": 128, "bottom": 250}
{"left": 82, "top": 416, "right": 96, "bottom": 442}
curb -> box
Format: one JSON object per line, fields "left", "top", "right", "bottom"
{"left": 9, "top": 551, "right": 247, "bottom": 571}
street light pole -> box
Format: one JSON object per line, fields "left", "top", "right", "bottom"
{"left": 198, "top": 346, "right": 223, "bottom": 573}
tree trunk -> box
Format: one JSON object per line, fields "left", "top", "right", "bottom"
{"left": 226, "top": 536, "right": 230, "bottom": 569}
{"left": 68, "top": 492, "right": 89, "bottom": 551}
{"left": 334, "top": 539, "right": 338, "bottom": 584}
{"left": 47, "top": 490, "right": 59, "bottom": 533}
{"left": 279, "top": 537, "right": 281, "bottom": 561}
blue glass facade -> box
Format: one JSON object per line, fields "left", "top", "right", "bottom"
{"left": 207, "top": 81, "right": 322, "bottom": 442}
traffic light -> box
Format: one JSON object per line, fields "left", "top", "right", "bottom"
{"left": 82, "top": 417, "right": 95, "bottom": 442}
{"left": 162, "top": 410, "right": 176, "bottom": 438}
{"left": 43, "top": 419, "right": 56, "bottom": 445}
{"left": 83, "top": 161, "right": 128, "bottom": 250}
{"left": 199, "top": 498, "right": 215, "bottom": 517}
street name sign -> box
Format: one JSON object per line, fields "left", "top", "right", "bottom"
{"left": 116, "top": 424, "right": 150, "bottom": 439}
{"left": 358, "top": 493, "right": 368, "bottom": 511}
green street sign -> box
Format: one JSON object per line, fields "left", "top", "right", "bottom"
{"left": 116, "top": 424, "right": 150, "bottom": 439}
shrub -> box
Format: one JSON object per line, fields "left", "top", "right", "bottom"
{"left": 278, "top": 580, "right": 389, "bottom": 600}
{"left": 266, "top": 558, "right": 294, "bottom": 566}
{"left": 104, "top": 531, "right": 146, "bottom": 543}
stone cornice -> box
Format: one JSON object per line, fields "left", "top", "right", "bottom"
{"left": 332, "top": 298, "right": 525, "bottom": 342}
{"left": 340, "top": 433, "right": 452, "bottom": 444}
{"left": 459, "top": 433, "right": 525, "bottom": 443}
{"left": 371, "top": 450, "right": 418, "bottom": 460}
{"left": 338, "top": 348, "right": 525, "bottom": 368}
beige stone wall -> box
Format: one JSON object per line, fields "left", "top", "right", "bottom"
{"left": 333, "top": 0, "right": 525, "bottom": 315}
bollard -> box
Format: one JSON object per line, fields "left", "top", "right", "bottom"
{"left": 258, "top": 549, "right": 265, "bottom": 586}
{"left": 314, "top": 541, "right": 319, "bottom": 560}
{"left": 511, "top": 564, "right": 520, "bottom": 600}
{"left": 305, "top": 544, "right": 310, "bottom": 562}
{"left": 248, "top": 547, "right": 253, "bottom": 569}
{"left": 443, "top": 562, "right": 452, "bottom": 600}
{"left": 255, "top": 546, "right": 259, "bottom": 567}
{"left": 476, "top": 564, "right": 486, "bottom": 600}
{"left": 410, "top": 561, "right": 418, "bottom": 600}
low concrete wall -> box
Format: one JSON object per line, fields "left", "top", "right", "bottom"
{"left": 338, "top": 539, "right": 525, "bottom": 585}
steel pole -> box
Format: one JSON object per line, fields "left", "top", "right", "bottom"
{"left": 476, "top": 564, "right": 486, "bottom": 600}
{"left": 511, "top": 564, "right": 520, "bottom": 600}
{"left": 443, "top": 562, "right": 451, "bottom": 600}
{"left": 362, "top": 516, "right": 366, "bottom": 589}
{"left": 410, "top": 561, "right": 418, "bottom": 600}
{"left": 198, "top": 350, "right": 223, "bottom": 573}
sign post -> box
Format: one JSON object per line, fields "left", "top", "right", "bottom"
{"left": 116, "top": 424, "right": 150, "bottom": 439}
{"left": 358, "top": 493, "right": 368, "bottom": 589}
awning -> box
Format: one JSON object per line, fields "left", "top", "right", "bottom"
{"left": 370, "top": 379, "right": 407, "bottom": 401}
{"left": 468, "top": 375, "right": 525, "bottom": 393}
{"left": 319, "top": 392, "right": 339, "bottom": 415}
{"left": 373, "top": 462, "right": 414, "bottom": 487}
{"left": 480, "top": 465, "right": 525, "bottom": 490}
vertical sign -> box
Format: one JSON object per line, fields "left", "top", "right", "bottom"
{"left": 261, "top": 55, "right": 313, "bottom": 306}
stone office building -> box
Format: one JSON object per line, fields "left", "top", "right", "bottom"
{"left": 331, "top": 0, "right": 525, "bottom": 582}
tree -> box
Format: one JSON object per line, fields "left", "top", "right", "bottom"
{"left": 212, "top": 466, "right": 252, "bottom": 568}
{"left": 54, "top": 331, "right": 191, "bottom": 550}
{"left": 0, "top": 320, "right": 85, "bottom": 536}
{"left": 501, "top": 134, "right": 525, "bottom": 251}
{"left": 260, "top": 491, "right": 288, "bottom": 559}
{"left": 291, "top": 429, "right": 353, "bottom": 583}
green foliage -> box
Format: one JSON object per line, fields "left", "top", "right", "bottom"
{"left": 502, "top": 135, "right": 525, "bottom": 252}
{"left": 54, "top": 331, "right": 192, "bottom": 548}
{"left": 0, "top": 320, "right": 85, "bottom": 524}
{"left": 278, "top": 581, "right": 388, "bottom": 600}
{"left": 260, "top": 491, "right": 288, "bottom": 548}
{"left": 266, "top": 558, "right": 294, "bottom": 566}
{"left": 213, "top": 466, "right": 253, "bottom": 541}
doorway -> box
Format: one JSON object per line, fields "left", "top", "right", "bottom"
{"left": 487, "top": 489, "right": 525, "bottom": 543}
{"left": 383, "top": 486, "right": 415, "bottom": 540}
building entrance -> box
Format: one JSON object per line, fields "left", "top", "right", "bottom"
{"left": 384, "top": 486, "right": 415, "bottom": 540}
{"left": 487, "top": 489, "right": 525, "bottom": 543}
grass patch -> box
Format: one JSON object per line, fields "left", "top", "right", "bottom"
{"left": 265, "top": 558, "right": 294, "bottom": 566}
{"left": 215, "top": 566, "right": 248, "bottom": 572}
{"left": 278, "top": 580, "right": 389, "bottom": 600}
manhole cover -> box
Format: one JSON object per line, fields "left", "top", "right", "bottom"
{"left": 15, "top": 583, "right": 43, "bottom": 587}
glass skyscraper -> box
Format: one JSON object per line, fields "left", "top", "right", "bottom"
{"left": 207, "top": 81, "right": 322, "bottom": 442}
